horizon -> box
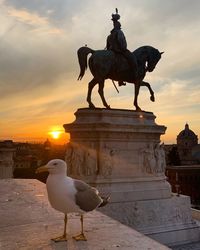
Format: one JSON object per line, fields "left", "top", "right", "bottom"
{"left": 0, "top": 121, "right": 199, "bottom": 145}
{"left": 0, "top": 1, "right": 200, "bottom": 144}
{"left": 0, "top": 133, "right": 69, "bottom": 145}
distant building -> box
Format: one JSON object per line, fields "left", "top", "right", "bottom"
{"left": 177, "top": 123, "right": 198, "bottom": 165}
{"left": 14, "top": 143, "right": 32, "bottom": 169}
{"left": 165, "top": 123, "right": 199, "bottom": 166}
{"left": 42, "top": 139, "right": 52, "bottom": 164}
{"left": 13, "top": 142, "right": 42, "bottom": 178}
{"left": 12, "top": 140, "right": 66, "bottom": 181}
{"left": 165, "top": 123, "right": 200, "bottom": 207}
{"left": 166, "top": 165, "right": 200, "bottom": 206}
{"left": 43, "top": 139, "right": 51, "bottom": 150}
{"left": 42, "top": 139, "right": 66, "bottom": 164}
{"left": 165, "top": 144, "right": 181, "bottom": 166}
{"left": 0, "top": 140, "right": 15, "bottom": 178}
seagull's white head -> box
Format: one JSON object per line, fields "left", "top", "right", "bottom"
{"left": 36, "top": 159, "right": 67, "bottom": 175}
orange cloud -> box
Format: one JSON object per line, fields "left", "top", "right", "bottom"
{"left": 7, "top": 8, "right": 48, "bottom": 26}
{"left": 7, "top": 7, "right": 63, "bottom": 35}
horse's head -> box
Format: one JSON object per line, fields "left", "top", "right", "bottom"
{"left": 146, "top": 47, "right": 164, "bottom": 72}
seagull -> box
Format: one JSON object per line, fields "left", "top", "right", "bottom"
{"left": 36, "top": 159, "right": 109, "bottom": 242}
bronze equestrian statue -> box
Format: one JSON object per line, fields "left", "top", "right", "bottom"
{"left": 77, "top": 9, "right": 164, "bottom": 111}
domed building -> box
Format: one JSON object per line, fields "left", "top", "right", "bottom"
{"left": 166, "top": 124, "right": 200, "bottom": 206}
{"left": 177, "top": 123, "right": 198, "bottom": 165}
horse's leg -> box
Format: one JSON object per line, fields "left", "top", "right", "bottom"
{"left": 140, "top": 81, "right": 155, "bottom": 102}
{"left": 87, "top": 78, "right": 98, "bottom": 108}
{"left": 98, "top": 80, "right": 110, "bottom": 109}
{"left": 134, "top": 82, "right": 142, "bottom": 111}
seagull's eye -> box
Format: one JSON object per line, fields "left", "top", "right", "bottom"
{"left": 53, "top": 163, "right": 57, "bottom": 166}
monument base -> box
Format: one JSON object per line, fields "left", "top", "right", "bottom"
{"left": 88, "top": 177, "right": 171, "bottom": 202}
{"left": 64, "top": 108, "right": 200, "bottom": 246}
{"left": 99, "top": 194, "right": 200, "bottom": 246}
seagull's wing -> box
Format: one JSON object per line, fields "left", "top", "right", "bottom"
{"left": 73, "top": 179, "right": 103, "bottom": 212}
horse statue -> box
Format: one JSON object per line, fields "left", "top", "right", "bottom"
{"left": 77, "top": 45, "right": 164, "bottom": 111}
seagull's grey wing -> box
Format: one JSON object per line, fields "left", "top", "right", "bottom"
{"left": 74, "top": 179, "right": 102, "bottom": 212}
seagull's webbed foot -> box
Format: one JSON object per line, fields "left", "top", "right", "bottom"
{"left": 52, "top": 214, "right": 68, "bottom": 242}
{"left": 51, "top": 234, "right": 68, "bottom": 242}
{"left": 72, "top": 233, "right": 87, "bottom": 241}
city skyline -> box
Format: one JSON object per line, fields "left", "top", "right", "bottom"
{"left": 0, "top": 0, "right": 200, "bottom": 144}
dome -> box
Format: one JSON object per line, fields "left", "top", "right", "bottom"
{"left": 177, "top": 123, "right": 197, "bottom": 139}
{"left": 43, "top": 139, "right": 51, "bottom": 149}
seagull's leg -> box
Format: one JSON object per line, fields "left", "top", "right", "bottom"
{"left": 51, "top": 214, "right": 68, "bottom": 242}
{"left": 72, "top": 214, "right": 87, "bottom": 241}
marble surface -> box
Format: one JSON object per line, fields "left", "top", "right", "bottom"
{"left": 0, "top": 179, "right": 170, "bottom": 250}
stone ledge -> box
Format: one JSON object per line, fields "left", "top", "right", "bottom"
{"left": 0, "top": 179, "right": 170, "bottom": 250}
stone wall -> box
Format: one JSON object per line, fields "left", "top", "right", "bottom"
{"left": 0, "top": 141, "right": 15, "bottom": 178}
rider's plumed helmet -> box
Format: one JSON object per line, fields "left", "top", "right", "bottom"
{"left": 111, "top": 13, "right": 120, "bottom": 21}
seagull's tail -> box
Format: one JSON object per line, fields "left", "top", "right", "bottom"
{"left": 99, "top": 196, "right": 110, "bottom": 207}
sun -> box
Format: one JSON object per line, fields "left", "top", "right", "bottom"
{"left": 49, "top": 131, "right": 62, "bottom": 140}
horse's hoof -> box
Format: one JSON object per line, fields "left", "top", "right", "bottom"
{"left": 106, "top": 105, "right": 111, "bottom": 109}
{"left": 89, "top": 104, "right": 96, "bottom": 109}
{"left": 150, "top": 96, "right": 155, "bottom": 102}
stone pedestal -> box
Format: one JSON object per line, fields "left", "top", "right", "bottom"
{"left": 0, "top": 141, "right": 15, "bottom": 179}
{"left": 63, "top": 108, "right": 200, "bottom": 246}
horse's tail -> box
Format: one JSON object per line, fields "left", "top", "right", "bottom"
{"left": 77, "top": 46, "right": 94, "bottom": 80}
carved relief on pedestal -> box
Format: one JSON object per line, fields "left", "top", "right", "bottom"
{"left": 139, "top": 143, "right": 156, "bottom": 174}
{"left": 131, "top": 203, "right": 142, "bottom": 227}
{"left": 155, "top": 143, "right": 166, "bottom": 174}
{"left": 65, "top": 142, "right": 85, "bottom": 176}
{"left": 84, "top": 147, "right": 98, "bottom": 176}
{"left": 65, "top": 142, "right": 95, "bottom": 176}
{"left": 139, "top": 143, "right": 166, "bottom": 175}
{"left": 65, "top": 142, "right": 114, "bottom": 177}
{"left": 98, "top": 144, "right": 115, "bottom": 177}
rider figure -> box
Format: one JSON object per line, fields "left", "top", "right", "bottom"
{"left": 106, "top": 9, "right": 138, "bottom": 86}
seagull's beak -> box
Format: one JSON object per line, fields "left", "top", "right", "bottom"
{"left": 35, "top": 165, "right": 48, "bottom": 174}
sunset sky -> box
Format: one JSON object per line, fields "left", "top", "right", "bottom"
{"left": 0, "top": 0, "right": 199, "bottom": 144}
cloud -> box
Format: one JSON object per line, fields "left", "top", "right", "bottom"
{"left": 6, "top": 6, "right": 64, "bottom": 35}
{"left": 7, "top": 7, "right": 48, "bottom": 26}
{"left": 0, "top": 0, "right": 200, "bottom": 143}
{"left": 0, "top": 7, "right": 69, "bottom": 102}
